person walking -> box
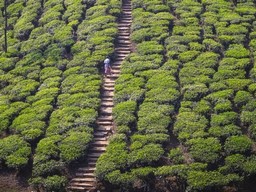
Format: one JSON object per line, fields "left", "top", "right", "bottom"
{"left": 104, "top": 56, "right": 112, "bottom": 76}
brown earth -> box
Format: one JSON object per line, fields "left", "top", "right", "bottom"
{"left": 0, "top": 170, "right": 31, "bottom": 192}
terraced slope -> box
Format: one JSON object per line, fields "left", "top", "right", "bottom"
{"left": 68, "top": 0, "right": 132, "bottom": 191}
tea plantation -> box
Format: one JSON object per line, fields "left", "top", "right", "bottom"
{"left": 1, "top": 0, "right": 256, "bottom": 191}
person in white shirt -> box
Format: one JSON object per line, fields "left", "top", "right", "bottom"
{"left": 104, "top": 56, "right": 112, "bottom": 76}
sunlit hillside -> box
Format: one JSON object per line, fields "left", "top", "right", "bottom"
{"left": 1, "top": 0, "right": 256, "bottom": 191}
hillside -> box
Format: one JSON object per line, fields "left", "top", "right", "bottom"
{"left": 1, "top": 0, "right": 256, "bottom": 191}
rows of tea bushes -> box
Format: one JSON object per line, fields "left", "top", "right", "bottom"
{"left": 158, "top": 0, "right": 256, "bottom": 191}
{"left": 0, "top": 0, "right": 120, "bottom": 191}
{"left": 96, "top": 0, "right": 256, "bottom": 191}
{"left": 96, "top": 0, "right": 179, "bottom": 190}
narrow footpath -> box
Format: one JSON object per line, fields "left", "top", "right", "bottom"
{"left": 68, "top": 0, "right": 132, "bottom": 191}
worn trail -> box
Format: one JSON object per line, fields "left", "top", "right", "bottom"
{"left": 68, "top": 0, "right": 132, "bottom": 191}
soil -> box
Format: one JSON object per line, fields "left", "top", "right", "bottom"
{"left": 0, "top": 169, "right": 31, "bottom": 192}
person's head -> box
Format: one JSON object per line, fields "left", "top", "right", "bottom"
{"left": 106, "top": 56, "right": 109, "bottom": 59}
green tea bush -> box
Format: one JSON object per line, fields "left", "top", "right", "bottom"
{"left": 178, "top": 50, "right": 200, "bottom": 63}
{"left": 187, "top": 170, "right": 240, "bottom": 191}
{"left": 203, "top": 39, "right": 222, "bottom": 53}
{"left": 128, "top": 143, "right": 164, "bottom": 165}
{"left": 217, "top": 24, "right": 248, "bottom": 36}
{"left": 39, "top": 6, "right": 63, "bottom": 26}
{"left": 131, "top": 133, "right": 169, "bottom": 146}
{"left": 39, "top": 67, "right": 62, "bottom": 81}
{"left": 225, "top": 78, "right": 251, "bottom": 91}
{"left": 137, "top": 41, "right": 164, "bottom": 55}
{"left": 206, "top": 89, "right": 234, "bottom": 103}
{"left": 213, "top": 99, "right": 232, "bottom": 113}
{"left": 208, "top": 125, "right": 242, "bottom": 139}
{"left": 113, "top": 101, "right": 137, "bottom": 127}
{"left": 234, "top": 91, "right": 253, "bottom": 108}
{"left": 224, "top": 135, "right": 253, "bottom": 154}
{"left": 223, "top": 154, "right": 246, "bottom": 173}
{"left": 187, "top": 137, "right": 221, "bottom": 163}
{"left": 211, "top": 112, "right": 238, "bottom": 127}
{"left": 225, "top": 44, "right": 250, "bottom": 59}
{"left": 114, "top": 74, "right": 145, "bottom": 103}
{"left": 213, "top": 69, "right": 245, "bottom": 81}
{"left": 137, "top": 102, "right": 172, "bottom": 134}
{"left": 59, "top": 131, "right": 92, "bottom": 162}
{"left": 169, "top": 148, "right": 185, "bottom": 164}
{"left": 53, "top": 25, "right": 75, "bottom": 47}
{"left": 0, "top": 57, "right": 18, "bottom": 71}
{"left": 57, "top": 93, "right": 100, "bottom": 109}
{"left": 61, "top": 74, "right": 101, "bottom": 94}
{"left": 0, "top": 135, "right": 31, "bottom": 168}
{"left": 96, "top": 134, "right": 128, "bottom": 179}
{"left": 2, "top": 79, "right": 39, "bottom": 101}
{"left": 174, "top": 112, "right": 208, "bottom": 141}
{"left": 46, "top": 107, "right": 97, "bottom": 136}
{"left": 243, "top": 155, "right": 256, "bottom": 174}
{"left": 7, "top": 2, "right": 24, "bottom": 17}
{"left": 182, "top": 83, "right": 208, "bottom": 101}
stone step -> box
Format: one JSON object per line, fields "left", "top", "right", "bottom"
{"left": 88, "top": 153, "right": 102, "bottom": 158}
{"left": 97, "top": 120, "right": 113, "bottom": 126}
{"left": 104, "top": 78, "right": 115, "bottom": 83}
{"left": 117, "top": 39, "right": 131, "bottom": 44}
{"left": 94, "top": 131, "right": 108, "bottom": 137}
{"left": 102, "top": 86, "right": 114, "bottom": 91}
{"left": 88, "top": 161, "right": 97, "bottom": 166}
{"left": 118, "top": 26, "right": 130, "bottom": 30}
{"left": 116, "top": 53, "right": 128, "bottom": 57}
{"left": 123, "top": 7, "right": 132, "bottom": 9}
{"left": 67, "top": 186, "right": 87, "bottom": 191}
{"left": 112, "top": 65, "right": 121, "bottom": 69}
{"left": 122, "top": 15, "right": 132, "bottom": 18}
{"left": 112, "top": 61, "right": 122, "bottom": 66}
{"left": 98, "top": 116, "right": 113, "bottom": 121}
{"left": 119, "top": 21, "right": 132, "bottom": 24}
{"left": 118, "top": 24, "right": 131, "bottom": 28}
{"left": 78, "top": 167, "right": 96, "bottom": 172}
{"left": 100, "top": 107, "right": 112, "bottom": 114}
{"left": 93, "top": 137, "right": 107, "bottom": 142}
{"left": 117, "top": 42, "right": 131, "bottom": 45}
{"left": 100, "top": 100, "right": 114, "bottom": 106}
{"left": 117, "top": 40, "right": 131, "bottom": 44}
{"left": 75, "top": 172, "right": 95, "bottom": 177}
{"left": 95, "top": 126, "right": 112, "bottom": 133}
{"left": 117, "top": 36, "right": 130, "bottom": 40}
{"left": 117, "top": 29, "right": 130, "bottom": 33}
{"left": 123, "top": 9, "right": 132, "bottom": 11}
{"left": 115, "top": 57, "right": 126, "bottom": 62}
{"left": 70, "top": 182, "right": 94, "bottom": 187}
{"left": 101, "top": 97, "right": 113, "bottom": 102}
{"left": 97, "top": 117, "right": 112, "bottom": 123}
{"left": 117, "top": 34, "right": 130, "bottom": 38}
{"left": 122, "top": 12, "right": 132, "bottom": 15}
{"left": 116, "top": 46, "right": 131, "bottom": 49}
{"left": 89, "top": 146, "right": 106, "bottom": 152}
{"left": 71, "top": 178, "right": 95, "bottom": 182}
{"left": 116, "top": 54, "right": 127, "bottom": 58}
{"left": 116, "top": 50, "right": 130, "bottom": 54}
{"left": 122, "top": 11, "right": 132, "bottom": 14}
{"left": 104, "top": 80, "right": 115, "bottom": 85}
{"left": 103, "top": 83, "right": 115, "bottom": 88}
{"left": 102, "top": 91, "right": 114, "bottom": 97}
{"left": 111, "top": 70, "right": 120, "bottom": 74}
{"left": 116, "top": 32, "right": 130, "bottom": 36}
{"left": 87, "top": 157, "right": 98, "bottom": 162}
{"left": 109, "top": 74, "right": 120, "bottom": 79}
